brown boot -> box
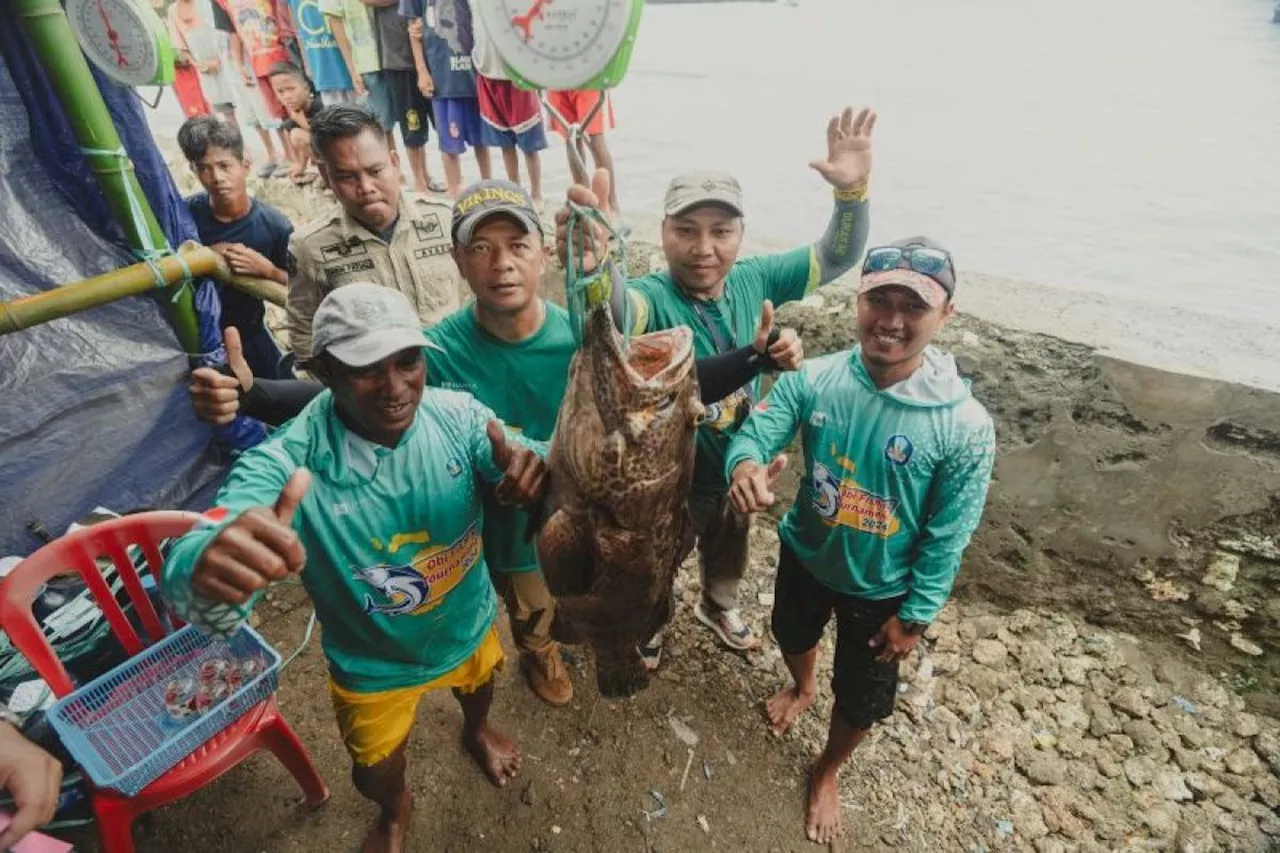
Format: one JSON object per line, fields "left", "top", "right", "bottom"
{"left": 522, "top": 643, "right": 573, "bottom": 707}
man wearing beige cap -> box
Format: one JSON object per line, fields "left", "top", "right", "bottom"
{"left": 725, "top": 237, "right": 996, "bottom": 844}
{"left": 163, "top": 282, "right": 548, "bottom": 853}
{"left": 576, "top": 106, "right": 877, "bottom": 662}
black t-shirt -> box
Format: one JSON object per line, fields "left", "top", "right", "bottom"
{"left": 186, "top": 194, "right": 292, "bottom": 328}
{"left": 373, "top": 6, "right": 414, "bottom": 71}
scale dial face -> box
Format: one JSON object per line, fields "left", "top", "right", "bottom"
{"left": 476, "top": 0, "right": 631, "bottom": 90}
{"left": 68, "top": 0, "right": 170, "bottom": 88}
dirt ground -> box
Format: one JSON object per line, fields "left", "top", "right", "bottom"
{"left": 73, "top": 168, "right": 1279, "bottom": 852}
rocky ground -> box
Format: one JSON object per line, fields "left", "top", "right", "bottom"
{"left": 110, "top": 163, "right": 1280, "bottom": 852}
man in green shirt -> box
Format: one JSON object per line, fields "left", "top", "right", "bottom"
{"left": 190, "top": 177, "right": 805, "bottom": 707}
{"left": 725, "top": 238, "right": 995, "bottom": 844}
{"left": 557, "top": 106, "right": 876, "bottom": 662}
{"left": 162, "top": 283, "right": 547, "bottom": 853}
{"left": 426, "top": 179, "right": 580, "bottom": 707}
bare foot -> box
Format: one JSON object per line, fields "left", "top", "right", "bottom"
{"left": 805, "top": 763, "right": 842, "bottom": 845}
{"left": 360, "top": 791, "right": 411, "bottom": 853}
{"left": 463, "top": 724, "right": 522, "bottom": 787}
{"left": 766, "top": 685, "right": 814, "bottom": 735}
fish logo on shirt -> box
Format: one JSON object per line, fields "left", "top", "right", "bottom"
{"left": 810, "top": 461, "right": 901, "bottom": 537}
{"left": 812, "top": 462, "right": 842, "bottom": 520}
{"left": 355, "top": 564, "right": 429, "bottom": 616}
{"left": 355, "top": 525, "right": 484, "bottom": 617}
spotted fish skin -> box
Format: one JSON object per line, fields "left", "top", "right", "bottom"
{"left": 537, "top": 263, "right": 703, "bottom": 697}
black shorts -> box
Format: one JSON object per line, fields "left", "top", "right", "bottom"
{"left": 367, "top": 69, "right": 433, "bottom": 148}
{"left": 771, "top": 543, "right": 904, "bottom": 730}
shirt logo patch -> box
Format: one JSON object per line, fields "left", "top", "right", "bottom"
{"left": 884, "top": 434, "right": 914, "bottom": 466}
{"left": 319, "top": 236, "right": 367, "bottom": 262}
{"left": 704, "top": 388, "right": 750, "bottom": 432}
{"left": 414, "top": 245, "right": 452, "bottom": 260}
{"left": 446, "top": 458, "right": 463, "bottom": 477}
{"left": 325, "top": 258, "right": 377, "bottom": 277}
{"left": 811, "top": 461, "right": 901, "bottom": 538}
{"left": 356, "top": 524, "right": 483, "bottom": 617}
{"left": 413, "top": 214, "right": 444, "bottom": 243}
{"left": 809, "top": 411, "right": 827, "bottom": 427}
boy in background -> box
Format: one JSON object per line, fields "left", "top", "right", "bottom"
{"left": 178, "top": 115, "right": 294, "bottom": 378}
{"left": 287, "top": 0, "right": 359, "bottom": 103}
{"left": 469, "top": 4, "right": 545, "bottom": 204}
{"left": 402, "top": 0, "right": 491, "bottom": 198}
{"left": 218, "top": 0, "right": 295, "bottom": 174}
{"left": 268, "top": 61, "right": 323, "bottom": 183}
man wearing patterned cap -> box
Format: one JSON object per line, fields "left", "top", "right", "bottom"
{"left": 725, "top": 236, "right": 996, "bottom": 844}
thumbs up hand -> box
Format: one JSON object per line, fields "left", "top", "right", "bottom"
{"left": 488, "top": 419, "right": 548, "bottom": 508}
{"left": 752, "top": 300, "right": 804, "bottom": 372}
{"left": 192, "top": 468, "right": 312, "bottom": 605}
{"left": 189, "top": 326, "right": 257, "bottom": 426}
{"left": 728, "top": 454, "right": 789, "bottom": 515}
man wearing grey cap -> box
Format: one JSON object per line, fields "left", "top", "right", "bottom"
{"left": 162, "top": 282, "right": 548, "bottom": 853}
{"left": 725, "top": 238, "right": 995, "bottom": 844}
{"left": 185, "top": 179, "right": 798, "bottom": 711}
{"left": 559, "top": 106, "right": 876, "bottom": 661}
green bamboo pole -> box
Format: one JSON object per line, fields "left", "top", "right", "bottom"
{"left": 0, "top": 245, "right": 287, "bottom": 336}
{"left": 12, "top": 0, "right": 202, "bottom": 355}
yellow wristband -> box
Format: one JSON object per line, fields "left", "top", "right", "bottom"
{"left": 833, "top": 185, "right": 869, "bottom": 203}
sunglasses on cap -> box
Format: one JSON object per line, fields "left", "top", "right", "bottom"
{"left": 862, "top": 246, "right": 955, "bottom": 289}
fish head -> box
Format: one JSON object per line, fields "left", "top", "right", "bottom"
{"left": 354, "top": 565, "right": 391, "bottom": 589}
{"left": 557, "top": 297, "right": 702, "bottom": 519}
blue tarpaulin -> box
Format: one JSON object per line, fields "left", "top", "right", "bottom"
{"left": 0, "top": 11, "right": 262, "bottom": 557}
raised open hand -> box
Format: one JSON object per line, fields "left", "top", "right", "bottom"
{"left": 809, "top": 106, "right": 877, "bottom": 192}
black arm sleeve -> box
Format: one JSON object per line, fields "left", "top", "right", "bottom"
{"left": 238, "top": 377, "right": 324, "bottom": 426}
{"left": 695, "top": 346, "right": 769, "bottom": 404}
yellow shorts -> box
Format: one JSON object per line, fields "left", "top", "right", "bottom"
{"left": 328, "top": 625, "right": 505, "bottom": 767}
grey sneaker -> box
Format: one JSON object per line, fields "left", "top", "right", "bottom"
{"left": 694, "top": 601, "right": 759, "bottom": 651}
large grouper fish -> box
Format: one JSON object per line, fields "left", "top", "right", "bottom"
{"left": 536, "top": 263, "right": 704, "bottom": 697}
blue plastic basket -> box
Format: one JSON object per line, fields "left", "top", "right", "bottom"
{"left": 47, "top": 624, "right": 281, "bottom": 796}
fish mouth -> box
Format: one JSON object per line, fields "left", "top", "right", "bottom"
{"left": 625, "top": 326, "right": 693, "bottom": 382}
{"left": 582, "top": 298, "right": 695, "bottom": 390}
{"left": 617, "top": 325, "right": 695, "bottom": 397}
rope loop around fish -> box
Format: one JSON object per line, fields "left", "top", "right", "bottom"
{"left": 563, "top": 199, "right": 629, "bottom": 348}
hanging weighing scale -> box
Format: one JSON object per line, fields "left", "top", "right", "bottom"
{"left": 66, "top": 0, "right": 175, "bottom": 88}
{"left": 473, "top": 0, "right": 643, "bottom": 92}
{"left": 473, "top": 0, "right": 641, "bottom": 186}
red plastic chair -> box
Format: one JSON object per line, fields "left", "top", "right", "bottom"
{"left": 0, "top": 511, "right": 329, "bottom": 853}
